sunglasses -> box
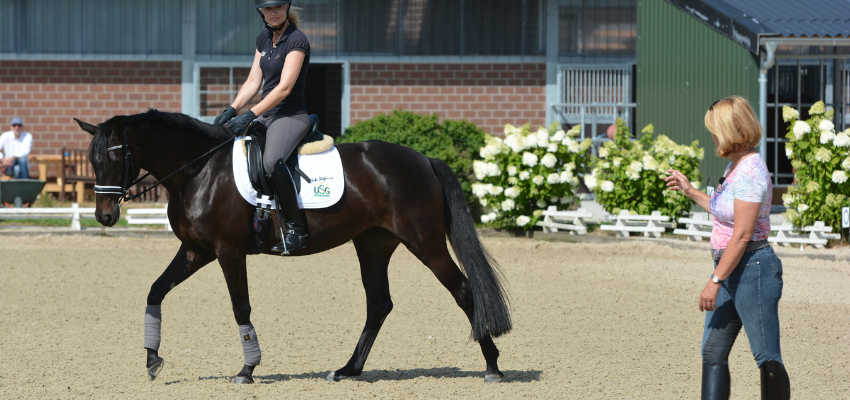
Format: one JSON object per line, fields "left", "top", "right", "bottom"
{"left": 709, "top": 98, "right": 732, "bottom": 111}
{"left": 11, "top": 124, "right": 21, "bottom": 127}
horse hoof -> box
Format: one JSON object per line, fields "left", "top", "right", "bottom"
{"left": 233, "top": 375, "right": 254, "bottom": 384}
{"left": 484, "top": 373, "right": 504, "bottom": 383}
{"left": 326, "top": 371, "right": 346, "bottom": 382}
{"left": 147, "top": 358, "right": 165, "bottom": 381}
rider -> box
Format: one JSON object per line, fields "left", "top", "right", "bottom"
{"left": 215, "top": 0, "right": 310, "bottom": 252}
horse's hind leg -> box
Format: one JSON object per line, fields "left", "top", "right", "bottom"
{"left": 327, "top": 227, "right": 400, "bottom": 382}
{"left": 144, "top": 243, "right": 216, "bottom": 381}
{"left": 406, "top": 243, "right": 504, "bottom": 382}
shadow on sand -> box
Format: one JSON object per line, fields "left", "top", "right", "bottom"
{"left": 166, "top": 368, "right": 542, "bottom": 385}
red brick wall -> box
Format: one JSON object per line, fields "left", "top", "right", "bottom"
{"left": 0, "top": 60, "right": 181, "bottom": 158}
{"left": 350, "top": 63, "right": 546, "bottom": 135}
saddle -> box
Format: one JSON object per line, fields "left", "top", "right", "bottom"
{"left": 243, "top": 114, "right": 332, "bottom": 254}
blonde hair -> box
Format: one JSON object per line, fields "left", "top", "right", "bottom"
{"left": 704, "top": 95, "right": 762, "bottom": 157}
{"left": 287, "top": 6, "right": 299, "bottom": 28}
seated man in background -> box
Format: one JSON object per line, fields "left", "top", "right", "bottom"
{"left": 0, "top": 117, "right": 33, "bottom": 179}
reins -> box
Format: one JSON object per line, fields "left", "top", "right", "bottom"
{"left": 94, "top": 129, "right": 237, "bottom": 206}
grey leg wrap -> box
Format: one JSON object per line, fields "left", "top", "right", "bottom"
{"left": 144, "top": 305, "right": 162, "bottom": 351}
{"left": 239, "top": 324, "right": 262, "bottom": 366}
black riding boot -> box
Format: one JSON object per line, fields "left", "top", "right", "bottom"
{"left": 269, "top": 159, "right": 307, "bottom": 253}
{"left": 701, "top": 364, "right": 731, "bottom": 400}
{"left": 760, "top": 360, "right": 790, "bottom": 400}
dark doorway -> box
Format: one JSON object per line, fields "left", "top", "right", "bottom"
{"left": 305, "top": 63, "right": 343, "bottom": 138}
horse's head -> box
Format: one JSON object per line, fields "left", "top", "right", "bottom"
{"left": 75, "top": 117, "right": 142, "bottom": 227}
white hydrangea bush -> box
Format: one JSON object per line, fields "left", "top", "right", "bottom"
{"left": 781, "top": 101, "right": 850, "bottom": 233}
{"left": 585, "top": 119, "right": 703, "bottom": 220}
{"left": 473, "top": 122, "right": 591, "bottom": 230}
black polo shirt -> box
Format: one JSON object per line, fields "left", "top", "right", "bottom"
{"left": 256, "top": 23, "right": 310, "bottom": 117}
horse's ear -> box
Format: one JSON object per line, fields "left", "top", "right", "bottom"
{"left": 74, "top": 118, "right": 98, "bottom": 135}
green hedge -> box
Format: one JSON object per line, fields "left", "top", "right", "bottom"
{"left": 337, "top": 110, "right": 487, "bottom": 217}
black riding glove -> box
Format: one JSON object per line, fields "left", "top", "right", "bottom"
{"left": 227, "top": 110, "right": 257, "bottom": 136}
{"left": 213, "top": 106, "right": 237, "bottom": 126}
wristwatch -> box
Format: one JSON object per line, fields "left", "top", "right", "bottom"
{"left": 711, "top": 274, "right": 724, "bottom": 284}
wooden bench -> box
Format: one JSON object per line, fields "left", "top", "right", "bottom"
{"left": 600, "top": 210, "right": 671, "bottom": 238}
{"left": 769, "top": 221, "right": 839, "bottom": 249}
{"left": 673, "top": 213, "right": 713, "bottom": 241}
{"left": 0, "top": 203, "right": 96, "bottom": 231}
{"left": 126, "top": 206, "right": 171, "bottom": 231}
{"left": 535, "top": 206, "right": 593, "bottom": 235}
{"left": 60, "top": 147, "right": 95, "bottom": 202}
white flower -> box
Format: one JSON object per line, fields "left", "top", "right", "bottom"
{"left": 481, "top": 214, "right": 491, "bottom": 223}
{"left": 560, "top": 170, "right": 574, "bottom": 183}
{"left": 612, "top": 157, "right": 622, "bottom": 167}
{"left": 567, "top": 125, "right": 581, "bottom": 137}
{"left": 508, "top": 177, "right": 518, "bottom": 185}
{"left": 471, "top": 183, "right": 489, "bottom": 198}
{"left": 504, "top": 186, "right": 521, "bottom": 199}
{"left": 629, "top": 160, "right": 643, "bottom": 174}
{"left": 686, "top": 147, "right": 696, "bottom": 158}
{"left": 522, "top": 152, "right": 539, "bottom": 167}
{"left": 536, "top": 199, "right": 547, "bottom": 208}
{"left": 820, "top": 129, "right": 836, "bottom": 144}
{"left": 551, "top": 195, "right": 559, "bottom": 202}
{"left": 785, "top": 146, "right": 793, "bottom": 159}
{"left": 782, "top": 193, "right": 795, "bottom": 208}
{"left": 692, "top": 181, "right": 701, "bottom": 190}
{"left": 488, "top": 212, "right": 497, "bottom": 221}
{"left": 600, "top": 180, "right": 615, "bottom": 192}
{"left": 507, "top": 165, "right": 517, "bottom": 176}
{"left": 565, "top": 161, "right": 576, "bottom": 171}
{"left": 519, "top": 171, "right": 530, "bottom": 181}
{"left": 792, "top": 121, "right": 810, "bottom": 140}
{"left": 504, "top": 134, "right": 525, "bottom": 153}
{"left": 547, "top": 173, "right": 560, "bottom": 184}
{"left": 547, "top": 143, "right": 559, "bottom": 153}
{"left": 819, "top": 119, "right": 834, "bottom": 132}
{"left": 625, "top": 169, "right": 640, "bottom": 180}
{"left": 567, "top": 140, "right": 581, "bottom": 153}
{"left": 489, "top": 185, "right": 504, "bottom": 195}
{"left": 551, "top": 130, "right": 566, "bottom": 141}
{"left": 473, "top": 161, "right": 500, "bottom": 179}
{"left": 560, "top": 195, "right": 571, "bottom": 204}
{"left": 536, "top": 128, "right": 549, "bottom": 140}
{"left": 523, "top": 134, "right": 539, "bottom": 149}
{"left": 834, "top": 132, "right": 850, "bottom": 147}
{"left": 814, "top": 147, "right": 833, "bottom": 162}
{"left": 843, "top": 157, "right": 850, "bottom": 170}
{"left": 782, "top": 106, "right": 799, "bottom": 122}
{"left": 797, "top": 203, "right": 809, "bottom": 213}
{"left": 501, "top": 199, "right": 515, "bottom": 211}
{"left": 833, "top": 170, "right": 848, "bottom": 184}
{"left": 516, "top": 215, "right": 531, "bottom": 227}
{"left": 571, "top": 177, "right": 579, "bottom": 186}
{"left": 541, "top": 153, "right": 557, "bottom": 168}
{"left": 504, "top": 124, "right": 520, "bottom": 135}
{"left": 642, "top": 155, "right": 658, "bottom": 171}
{"left": 479, "top": 198, "right": 488, "bottom": 206}
{"left": 598, "top": 147, "right": 610, "bottom": 158}
{"left": 533, "top": 175, "right": 545, "bottom": 185}
{"left": 584, "top": 175, "right": 598, "bottom": 190}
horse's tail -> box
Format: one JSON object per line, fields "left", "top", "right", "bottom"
{"left": 427, "top": 157, "right": 512, "bottom": 341}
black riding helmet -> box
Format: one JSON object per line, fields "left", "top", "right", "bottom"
{"left": 255, "top": 0, "right": 292, "bottom": 32}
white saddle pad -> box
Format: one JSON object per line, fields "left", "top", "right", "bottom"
{"left": 232, "top": 136, "right": 344, "bottom": 209}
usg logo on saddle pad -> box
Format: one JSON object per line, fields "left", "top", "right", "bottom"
{"left": 313, "top": 176, "right": 333, "bottom": 197}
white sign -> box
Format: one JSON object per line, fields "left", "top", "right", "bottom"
{"left": 706, "top": 186, "right": 715, "bottom": 196}
{"left": 842, "top": 206, "right": 849, "bottom": 229}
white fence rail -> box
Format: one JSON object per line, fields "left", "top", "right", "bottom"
{"left": 600, "top": 210, "right": 672, "bottom": 238}
{"left": 126, "top": 206, "right": 171, "bottom": 231}
{"left": 0, "top": 203, "right": 95, "bottom": 231}
{"left": 535, "top": 206, "right": 593, "bottom": 235}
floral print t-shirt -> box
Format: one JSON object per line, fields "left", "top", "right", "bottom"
{"left": 709, "top": 154, "right": 773, "bottom": 250}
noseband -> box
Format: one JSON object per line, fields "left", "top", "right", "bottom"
{"left": 93, "top": 130, "right": 237, "bottom": 206}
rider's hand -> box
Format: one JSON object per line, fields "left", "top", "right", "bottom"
{"left": 226, "top": 110, "right": 257, "bottom": 136}
{"left": 213, "top": 106, "right": 237, "bottom": 126}
{"left": 665, "top": 169, "right": 696, "bottom": 197}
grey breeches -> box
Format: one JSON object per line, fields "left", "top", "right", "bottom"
{"left": 258, "top": 113, "right": 311, "bottom": 175}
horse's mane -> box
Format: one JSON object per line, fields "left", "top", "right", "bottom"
{"left": 89, "top": 109, "right": 235, "bottom": 162}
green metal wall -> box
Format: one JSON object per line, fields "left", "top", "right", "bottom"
{"left": 637, "top": 0, "right": 759, "bottom": 186}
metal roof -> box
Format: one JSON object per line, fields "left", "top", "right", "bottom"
{"left": 666, "top": 0, "right": 850, "bottom": 54}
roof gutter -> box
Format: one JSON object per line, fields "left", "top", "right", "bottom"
{"left": 758, "top": 40, "right": 778, "bottom": 161}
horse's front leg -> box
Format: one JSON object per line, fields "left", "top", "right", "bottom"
{"left": 217, "top": 247, "right": 258, "bottom": 384}
{"left": 145, "top": 244, "right": 215, "bottom": 381}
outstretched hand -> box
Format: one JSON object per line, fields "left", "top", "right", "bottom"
{"left": 664, "top": 169, "right": 695, "bottom": 195}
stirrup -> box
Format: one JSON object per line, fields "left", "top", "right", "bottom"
{"left": 271, "top": 226, "right": 307, "bottom": 253}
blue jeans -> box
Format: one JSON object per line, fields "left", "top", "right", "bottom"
{"left": 6, "top": 157, "right": 30, "bottom": 179}
{"left": 701, "top": 246, "right": 784, "bottom": 367}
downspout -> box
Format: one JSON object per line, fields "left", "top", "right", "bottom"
{"left": 758, "top": 40, "right": 778, "bottom": 161}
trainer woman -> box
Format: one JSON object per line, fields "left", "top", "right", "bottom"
{"left": 214, "top": 0, "right": 310, "bottom": 252}
{"left": 665, "top": 96, "right": 790, "bottom": 400}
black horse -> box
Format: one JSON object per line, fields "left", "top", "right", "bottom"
{"left": 74, "top": 110, "right": 511, "bottom": 383}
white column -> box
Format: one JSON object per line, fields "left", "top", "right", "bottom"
{"left": 545, "top": 0, "right": 560, "bottom": 126}
{"left": 181, "top": 0, "right": 198, "bottom": 117}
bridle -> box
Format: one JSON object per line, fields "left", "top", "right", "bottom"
{"left": 93, "top": 129, "right": 237, "bottom": 206}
